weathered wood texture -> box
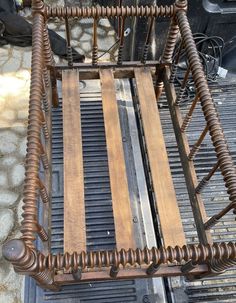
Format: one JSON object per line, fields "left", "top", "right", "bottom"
{"left": 100, "top": 69, "right": 135, "bottom": 250}
{"left": 135, "top": 67, "right": 186, "bottom": 247}
{"left": 62, "top": 69, "right": 86, "bottom": 253}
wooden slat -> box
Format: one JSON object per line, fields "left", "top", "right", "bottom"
{"left": 135, "top": 67, "right": 186, "bottom": 247}
{"left": 62, "top": 69, "right": 86, "bottom": 253}
{"left": 100, "top": 69, "right": 135, "bottom": 250}
{"left": 57, "top": 68, "right": 157, "bottom": 81}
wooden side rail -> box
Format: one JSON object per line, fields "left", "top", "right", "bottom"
{"left": 163, "top": 67, "right": 212, "bottom": 245}
{"left": 62, "top": 69, "right": 86, "bottom": 253}
{"left": 135, "top": 67, "right": 186, "bottom": 247}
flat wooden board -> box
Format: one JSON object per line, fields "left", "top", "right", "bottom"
{"left": 100, "top": 69, "right": 135, "bottom": 250}
{"left": 62, "top": 69, "right": 86, "bottom": 253}
{"left": 135, "top": 67, "right": 186, "bottom": 247}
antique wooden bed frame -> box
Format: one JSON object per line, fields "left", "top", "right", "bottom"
{"left": 3, "top": 0, "right": 236, "bottom": 291}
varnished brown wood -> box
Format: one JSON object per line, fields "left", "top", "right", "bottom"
{"left": 54, "top": 264, "right": 208, "bottom": 284}
{"left": 78, "top": 69, "right": 135, "bottom": 80}
{"left": 56, "top": 68, "right": 157, "bottom": 81}
{"left": 62, "top": 69, "right": 86, "bottom": 253}
{"left": 100, "top": 69, "right": 135, "bottom": 250}
{"left": 49, "top": 66, "right": 59, "bottom": 107}
{"left": 135, "top": 67, "right": 186, "bottom": 247}
{"left": 163, "top": 67, "right": 212, "bottom": 245}
{"left": 56, "top": 61, "right": 165, "bottom": 70}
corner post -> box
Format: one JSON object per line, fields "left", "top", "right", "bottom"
{"left": 155, "top": 0, "right": 187, "bottom": 101}
{"left": 2, "top": 240, "right": 59, "bottom": 291}
{"left": 33, "top": 0, "right": 59, "bottom": 108}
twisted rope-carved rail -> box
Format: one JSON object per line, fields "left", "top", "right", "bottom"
{"left": 3, "top": 240, "right": 236, "bottom": 273}
{"left": 20, "top": 13, "right": 45, "bottom": 249}
{"left": 46, "top": 5, "right": 174, "bottom": 19}
{"left": 38, "top": 243, "right": 235, "bottom": 272}
{"left": 31, "top": 0, "right": 44, "bottom": 13}
{"left": 176, "top": 11, "right": 236, "bottom": 217}
{"left": 162, "top": 19, "right": 180, "bottom": 63}
{"left": 43, "top": 27, "right": 54, "bottom": 66}
{"left": 211, "top": 257, "right": 236, "bottom": 273}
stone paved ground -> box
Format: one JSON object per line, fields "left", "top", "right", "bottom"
{"left": 0, "top": 1, "right": 117, "bottom": 302}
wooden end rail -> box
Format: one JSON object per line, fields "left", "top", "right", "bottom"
{"left": 45, "top": 3, "right": 176, "bottom": 67}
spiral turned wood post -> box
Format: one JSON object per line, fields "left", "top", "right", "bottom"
{"left": 155, "top": 0, "right": 187, "bottom": 101}
{"left": 21, "top": 9, "right": 45, "bottom": 249}
{"left": 2, "top": 239, "right": 59, "bottom": 290}
{"left": 34, "top": 0, "right": 59, "bottom": 108}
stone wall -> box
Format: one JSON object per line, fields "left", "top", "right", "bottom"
{"left": 0, "top": 56, "right": 29, "bottom": 302}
